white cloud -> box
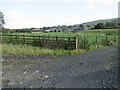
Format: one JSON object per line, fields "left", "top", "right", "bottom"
{"left": 5, "top": 18, "right": 76, "bottom": 29}
{"left": 5, "top": 11, "right": 28, "bottom": 29}
{"left": 7, "top": 11, "right": 18, "bottom": 19}
{"left": 85, "top": 0, "right": 119, "bottom": 8}
{"left": 2, "top": 0, "right": 118, "bottom": 3}
{"left": 4, "top": 11, "right": 86, "bottom": 29}
{"left": 1, "top": 0, "right": 83, "bottom": 3}
{"left": 86, "top": 0, "right": 119, "bottom": 4}
{"left": 5, "top": 11, "right": 104, "bottom": 29}
{"left": 22, "top": 4, "right": 30, "bottom": 7}
{"left": 86, "top": 3, "right": 95, "bottom": 8}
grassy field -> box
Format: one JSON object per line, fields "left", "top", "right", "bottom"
{"left": 4, "top": 29, "right": 118, "bottom": 36}
{"left": 1, "top": 29, "right": 119, "bottom": 56}
{"left": 3, "top": 29, "right": 118, "bottom": 44}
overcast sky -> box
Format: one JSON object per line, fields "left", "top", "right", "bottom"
{"left": 0, "top": 0, "right": 119, "bottom": 29}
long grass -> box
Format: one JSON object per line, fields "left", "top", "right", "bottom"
{"left": 1, "top": 44, "right": 86, "bottom": 56}
{"left": 1, "top": 43, "right": 107, "bottom": 56}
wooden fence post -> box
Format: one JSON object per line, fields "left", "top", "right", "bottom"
{"left": 10, "top": 35, "right": 12, "bottom": 43}
{"left": 114, "top": 35, "right": 116, "bottom": 42}
{"left": 68, "top": 37, "right": 70, "bottom": 43}
{"left": 23, "top": 35, "right": 26, "bottom": 44}
{"left": 106, "top": 35, "right": 108, "bottom": 41}
{"left": 96, "top": 36, "right": 98, "bottom": 43}
{"left": 73, "top": 37, "right": 76, "bottom": 49}
{"left": 78, "top": 37, "right": 80, "bottom": 49}
{"left": 15, "top": 35, "right": 18, "bottom": 43}
{"left": 39, "top": 35, "right": 40, "bottom": 45}
{"left": 84, "top": 37, "right": 86, "bottom": 45}
{"left": 68, "top": 37, "right": 71, "bottom": 49}
{"left": 56, "top": 36, "right": 58, "bottom": 41}
{"left": 74, "top": 37, "right": 78, "bottom": 50}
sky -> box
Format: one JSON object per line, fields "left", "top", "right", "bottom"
{"left": 0, "top": 0, "right": 119, "bottom": 29}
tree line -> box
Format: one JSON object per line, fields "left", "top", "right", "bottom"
{"left": 94, "top": 22, "right": 118, "bottom": 29}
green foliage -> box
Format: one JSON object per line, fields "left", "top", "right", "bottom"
{"left": 86, "top": 25, "right": 90, "bottom": 27}
{"left": 82, "top": 18, "right": 117, "bottom": 26}
{"left": 104, "top": 22, "right": 118, "bottom": 29}
{"left": 15, "top": 29, "right": 31, "bottom": 33}
{"left": 94, "top": 22, "right": 118, "bottom": 29}
{"left": 78, "top": 37, "right": 90, "bottom": 51}
{"left": 2, "top": 44, "right": 86, "bottom": 56}
{"left": 79, "top": 24, "right": 84, "bottom": 27}
{"left": 1, "top": 28, "right": 10, "bottom": 33}
{"left": 31, "top": 38, "right": 43, "bottom": 47}
{"left": 94, "top": 23, "right": 105, "bottom": 29}
{"left": 101, "top": 38, "right": 112, "bottom": 46}
{"left": 67, "top": 26, "right": 72, "bottom": 28}
{"left": 31, "top": 38, "right": 74, "bottom": 50}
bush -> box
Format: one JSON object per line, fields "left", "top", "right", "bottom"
{"left": 101, "top": 39, "right": 112, "bottom": 46}
{"left": 31, "top": 38, "right": 43, "bottom": 47}
{"left": 78, "top": 37, "right": 90, "bottom": 51}
{"left": 64, "top": 41, "right": 74, "bottom": 50}
{"left": 31, "top": 38, "right": 74, "bottom": 50}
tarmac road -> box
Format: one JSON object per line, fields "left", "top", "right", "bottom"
{"left": 2, "top": 45, "right": 119, "bottom": 88}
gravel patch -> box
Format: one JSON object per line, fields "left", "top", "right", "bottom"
{"left": 2, "top": 45, "right": 119, "bottom": 88}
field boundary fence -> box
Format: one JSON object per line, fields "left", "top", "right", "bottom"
{"left": 1, "top": 34, "right": 79, "bottom": 50}
{"left": 0, "top": 34, "right": 118, "bottom": 50}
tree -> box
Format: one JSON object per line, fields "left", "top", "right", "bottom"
{"left": 67, "top": 26, "right": 72, "bottom": 28}
{"left": 105, "top": 22, "right": 111, "bottom": 27}
{"left": 2, "top": 28, "right": 10, "bottom": 33}
{"left": 79, "top": 24, "right": 84, "bottom": 27}
{"left": 43, "top": 27, "right": 47, "bottom": 30}
{"left": 62, "top": 28, "right": 67, "bottom": 33}
{"left": 104, "top": 22, "right": 118, "bottom": 29}
{"left": 86, "top": 25, "right": 90, "bottom": 27}
{"left": 94, "top": 23, "right": 105, "bottom": 29}
{"left": 0, "top": 12, "right": 5, "bottom": 32}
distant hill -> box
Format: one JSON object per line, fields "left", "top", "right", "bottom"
{"left": 75, "top": 18, "right": 118, "bottom": 27}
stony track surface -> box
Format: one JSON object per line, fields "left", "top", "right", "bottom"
{"left": 2, "top": 45, "right": 119, "bottom": 88}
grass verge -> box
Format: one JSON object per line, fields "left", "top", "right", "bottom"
{"left": 1, "top": 44, "right": 109, "bottom": 56}
{"left": 1, "top": 37, "right": 119, "bottom": 56}
{"left": 1, "top": 44, "right": 86, "bottom": 56}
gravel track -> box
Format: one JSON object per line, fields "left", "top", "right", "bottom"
{"left": 2, "top": 45, "right": 119, "bottom": 88}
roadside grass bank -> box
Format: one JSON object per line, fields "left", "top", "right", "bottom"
{"left": 1, "top": 44, "right": 107, "bottom": 56}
